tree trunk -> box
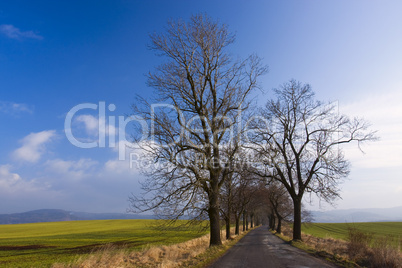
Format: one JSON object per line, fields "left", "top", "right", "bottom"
{"left": 242, "top": 212, "right": 246, "bottom": 231}
{"left": 269, "top": 213, "right": 275, "bottom": 230}
{"left": 246, "top": 213, "right": 249, "bottom": 230}
{"left": 292, "top": 198, "right": 302, "bottom": 241}
{"left": 250, "top": 213, "right": 254, "bottom": 228}
{"left": 225, "top": 217, "right": 231, "bottom": 240}
{"left": 208, "top": 178, "right": 222, "bottom": 246}
{"left": 273, "top": 206, "right": 282, "bottom": 234}
{"left": 276, "top": 217, "right": 282, "bottom": 234}
{"left": 235, "top": 216, "right": 240, "bottom": 235}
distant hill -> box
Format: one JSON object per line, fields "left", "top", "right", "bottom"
{"left": 3, "top": 206, "right": 401, "bottom": 224}
{"left": 311, "top": 206, "right": 402, "bottom": 223}
{"left": 0, "top": 209, "right": 155, "bottom": 224}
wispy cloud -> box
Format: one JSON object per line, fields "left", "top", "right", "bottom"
{"left": 340, "top": 88, "right": 402, "bottom": 169}
{"left": 75, "top": 114, "right": 117, "bottom": 137}
{"left": 45, "top": 158, "right": 98, "bottom": 181}
{"left": 0, "top": 24, "right": 43, "bottom": 40}
{"left": 12, "top": 130, "right": 56, "bottom": 163}
{"left": 3, "top": 138, "right": 143, "bottom": 213}
{"left": 0, "top": 165, "right": 22, "bottom": 189}
{"left": 0, "top": 164, "right": 61, "bottom": 213}
{"left": 76, "top": 115, "right": 99, "bottom": 135}
{"left": 0, "top": 101, "right": 34, "bottom": 115}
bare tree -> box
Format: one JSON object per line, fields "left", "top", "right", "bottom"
{"left": 232, "top": 173, "right": 254, "bottom": 234}
{"left": 220, "top": 145, "right": 261, "bottom": 238}
{"left": 250, "top": 79, "right": 377, "bottom": 240}
{"left": 128, "top": 14, "right": 267, "bottom": 246}
{"left": 242, "top": 181, "right": 268, "bottom": 229}
{"left": 220, "top": 170, "right": 235, "bottom": 240}
{"left": 266, "top": 182, "right": 293, "bottom": 233}
{"left": 219, "top": 136, "right": 244, "bottom": 240}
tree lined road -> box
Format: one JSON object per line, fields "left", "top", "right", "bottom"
{"left": 208, "top": 226, "right": 338, "bottom": 268}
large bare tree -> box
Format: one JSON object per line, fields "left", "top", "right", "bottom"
{"left": 250, "top": 80, "right": 377, "bottom": 240}
{"left": 129, "top": 14, "right": 267, "bottom": 246}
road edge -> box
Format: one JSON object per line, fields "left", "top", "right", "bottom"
{"left": 272, "top": 229, "right": 355, "bottom": 267}
{"left": 179, "top": 226, "right": 259, "bottom": 268}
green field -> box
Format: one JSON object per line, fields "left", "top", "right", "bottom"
{"left": 302, "top": 222, "right": 402, "bottom": 241}
{"left": 0, "top": 219, "right": 208, "bottom": 268}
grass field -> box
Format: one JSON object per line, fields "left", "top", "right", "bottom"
{"left": 0, "top": 219, "right": 208, "bottom": 268}
{"left": 302, "top": 222, "right": 402, "bottom": 241}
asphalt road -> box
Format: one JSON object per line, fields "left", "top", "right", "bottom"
{"left": 208, "top": 226, "right": 338, "bottom": 268}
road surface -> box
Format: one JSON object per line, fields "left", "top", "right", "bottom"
{"left": 208, "top": 226, "right": 338, "bottom": 268}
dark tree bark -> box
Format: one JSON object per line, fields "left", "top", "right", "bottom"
{"left": 292, "top": 198, "right": 302, "bottom": 240}
{"left": 208, "top": 177, "right": 222, "bottom": 245}
{"left": 268, "top": 211, "right": 276, "bottom": 230}
{"left": 235, "top": 216, "right": 240, "bottom": 235}
{"left": 276, "top": 217, "right": 282, "bottom": 233}
{"left": 243, "top": 212, "right": 246, "bottom": 231}
{"left": 225, "top": 219, "right": 231, "bottom": 240}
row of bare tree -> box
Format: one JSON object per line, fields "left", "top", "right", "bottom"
{"left": 220, "top": 174, "right": 296, "bottom": 239}
{"left": 128, "top": 14, "right": 377, "bottom": 246}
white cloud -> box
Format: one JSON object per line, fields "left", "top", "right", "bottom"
{"left": 334, "top": 168, "right": 402, "bottom": 210}
{"left": 0, "top": 164, "right": 51, "bottom": 194}
{"left": 0, "top": 165, "right": 22, "bottom": 190}
{"left": 0, "top": 165, "right": 63, "bottom": 213}
{"left": 307, "top": 89, "right": 402, "bottom": 210}
{"left": 340, "top": 89, "right": 402, "bottom": 169}
{"left": 44, "top": 158, "right": 98, "bottom": 181}
{"left": 76, "top": 115, "right": 99, "bottom": 135}
{"left": 38, "top": 155, "right": 142, "bottom": 213}
{"left": 104, "top": 158, "right": 139, "bottom": 175}
{"left": 2, "top": 136, "right": 145, "bottom": 213}
{"left": 75, "top": 114, "right": 117, "bottom": 138}
{"left": 12, "top": 130, "right": 56, "bottom": 163}
{"left": 0, "top": 24, "right": 43, "bottom": 40}
{"left": 0, "top": 101, "right": 33, "bottom": 115}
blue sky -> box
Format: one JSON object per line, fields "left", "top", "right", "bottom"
{"left": 1, "top": 0, "right": 401, "bottom": 213}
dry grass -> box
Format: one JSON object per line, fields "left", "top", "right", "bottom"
{"left": 52, "top": 227, "right": 248, "bottom": 268}
{"left": 278, "top": 224, "right": 402, "bottom": 268}
{"left": 281, "top": 224, "right": 350, "bottom": 262}
{"left": 303, "top": 233, "right": 349, "bottom": 257}
{"left": 347, "top": 227, "right": 373, "bottom": 261}
{"left": 345, "top": 227, "right": 402, "bottom": 267}
{"left": 367, "top": 235, "right": 402, "bottom": 268}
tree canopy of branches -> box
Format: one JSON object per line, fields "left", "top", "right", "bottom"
{"left": 128, "top": 14, "right": 267, "bottom": 246}
{"left": 251, "top": 80, "right": 377, "bottom": 240}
